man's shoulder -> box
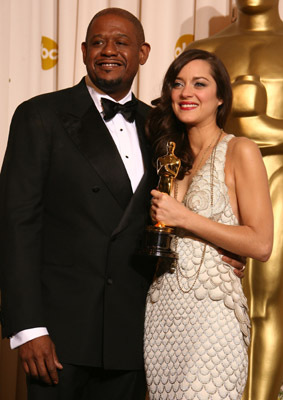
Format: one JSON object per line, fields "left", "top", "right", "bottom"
{"left": 27, "top": 78, "right": 86, "bottom": 105}
{"left": 14, "top": 78, "right": 91, "bottom": 117}
{"left": 136, "top": 98, "right": 152, "bottom": 117}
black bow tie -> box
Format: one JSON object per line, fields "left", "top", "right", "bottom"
{"left": 101, "top": 97, "right": 138, "bottom": 123}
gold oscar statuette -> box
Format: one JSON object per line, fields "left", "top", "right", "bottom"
{"left": 141, "top": 141, "right": 181, "bottom": 258}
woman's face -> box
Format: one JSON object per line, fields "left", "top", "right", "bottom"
{"left": 171, "top": 59, "right": 222, "bottom": 128}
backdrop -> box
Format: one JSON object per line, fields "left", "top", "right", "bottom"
{"left": 1, "top": 1, "right": 283, "bottom": 399}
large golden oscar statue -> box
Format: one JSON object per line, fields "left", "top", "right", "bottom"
{"left": 187, "top": 1, "right": 283, "bottom": 399}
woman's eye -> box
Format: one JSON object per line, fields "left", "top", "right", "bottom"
{"left": 195, "top": 81, "right": 206, "bottom": 87}
{"left": 173, "top": 81, "right": 184, "bottom": 88}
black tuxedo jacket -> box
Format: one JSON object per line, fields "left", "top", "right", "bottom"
{"left": 0, "top": 78, "right": 157, "bottom": 369}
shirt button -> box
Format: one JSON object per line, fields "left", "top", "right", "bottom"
{"left": 92, "top": 186, "right": 100, "bottom": 193}
{"left": 107, "top": 278, "right": 113, "bottom": 285}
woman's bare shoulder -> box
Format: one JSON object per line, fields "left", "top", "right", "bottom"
{"left": 227, "top": 135, "right": 261, "bottom": 158}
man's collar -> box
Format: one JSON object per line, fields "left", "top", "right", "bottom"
{"left": 84, "top": 75, "right": 133, "bottom": 113}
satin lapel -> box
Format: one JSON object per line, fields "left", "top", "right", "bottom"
{"left": 59, "top": 83, "right": 133, "bottom": 210}
{"left": 135, "top": 105, "right": 152, "bottom": 177}
{"left": 112, "top": 101, "right": 156, "bottom": 237}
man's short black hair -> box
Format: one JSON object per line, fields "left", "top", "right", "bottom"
{"left": 85, "top": 7, "right": 145, "bottom": 44}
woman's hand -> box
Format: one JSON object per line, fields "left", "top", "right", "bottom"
{"left": 150, "top": 189, "right": 189, "bottom": 227}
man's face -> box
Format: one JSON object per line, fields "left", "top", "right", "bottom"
{"left": 81, "top": 14, "right": 150, "bottom": 101}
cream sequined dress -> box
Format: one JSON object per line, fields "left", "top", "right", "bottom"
{"left": 144, "top": 135, "right": 250, "bottom": 400}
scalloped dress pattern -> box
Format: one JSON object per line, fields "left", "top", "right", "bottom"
{"left": 144, "top": 135, "right": 250, "bottom": 400}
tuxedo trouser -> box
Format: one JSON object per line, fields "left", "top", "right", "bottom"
{"left": 27, "top": 364, "right": 146, "bottom": 400}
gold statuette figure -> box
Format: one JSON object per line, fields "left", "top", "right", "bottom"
{"left": 156, "top": 141, "right": 181, "bottom": 203}
{"left": 187, "top": 1, "right": 283, "bottom": 398}
{"left": 141, "top": 141, "right": 181, "bottom": 258}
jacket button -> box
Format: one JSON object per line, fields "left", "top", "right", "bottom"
{"left": 92, "top": 186, "right": 100, "bottom": 193}
{"left": 107, "top": 278, "right": 113, "bottom": 285}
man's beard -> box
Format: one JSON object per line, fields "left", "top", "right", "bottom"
{"left": 94, "top": 77, "right": 123, "bottom": 94}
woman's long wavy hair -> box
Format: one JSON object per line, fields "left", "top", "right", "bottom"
{"left": 146, "top": 49, "right": 232, "bottom": 179}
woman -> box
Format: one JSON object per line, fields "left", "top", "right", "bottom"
{"left": 144, "top": 49, "right": 273, "bottom": 400}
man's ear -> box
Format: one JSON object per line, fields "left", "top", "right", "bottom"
{"left": 139, "top": 42, "right": 151, "bottom": 65}
{"left": 81, "top": 42, "right": 87, "bottom": 65}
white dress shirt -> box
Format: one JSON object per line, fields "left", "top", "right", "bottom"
{"left": 88, "top": 86, "right": 144, "bottom": 192}
{"left": 10, "top": 84, "right": 145, "bottom": 349}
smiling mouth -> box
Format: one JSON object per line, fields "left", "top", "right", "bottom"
{"left": 179, "top": 102, "right": 198, "bottom": 110}
{"left": 96, "top": 61, "right": 123, "bottom": 69}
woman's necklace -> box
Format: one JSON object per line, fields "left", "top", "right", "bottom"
{"left": 171, "top": 129, "right": 223, "bottom": 294}
{"left": 190, "top": 129, "right": 223, "bottom": 177}
{"left": 174, "top": 129, "right": 223, "bottom": 202}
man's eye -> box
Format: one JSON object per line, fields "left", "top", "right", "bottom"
{"left": 92, "top": 40, "right": 103, "bottom": 46}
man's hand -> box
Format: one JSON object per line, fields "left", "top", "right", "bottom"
{"left": 219, "top": 249, "right": 246, "bottom": 279}
{"left": 19, "top": 335, "right": 63, "bottom": 385}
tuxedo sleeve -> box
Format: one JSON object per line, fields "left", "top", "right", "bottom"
{"left": 0, "top": 99, "right": 51, "bottom": 338}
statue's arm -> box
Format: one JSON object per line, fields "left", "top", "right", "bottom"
{"left": 226, "top": 76, "right": 283, "bottom": 151}
{"left": 226, "top": 115, "right": 283, "bottom": 150}
{"left": 164, "top": 161, "right": 181, "bottom": 176}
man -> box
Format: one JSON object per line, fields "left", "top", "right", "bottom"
{"left": 0, "top": 8, "right": 154, "bottom": 400}
{"left": 0, "top": 7, "right": 245, "bottom": 400}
